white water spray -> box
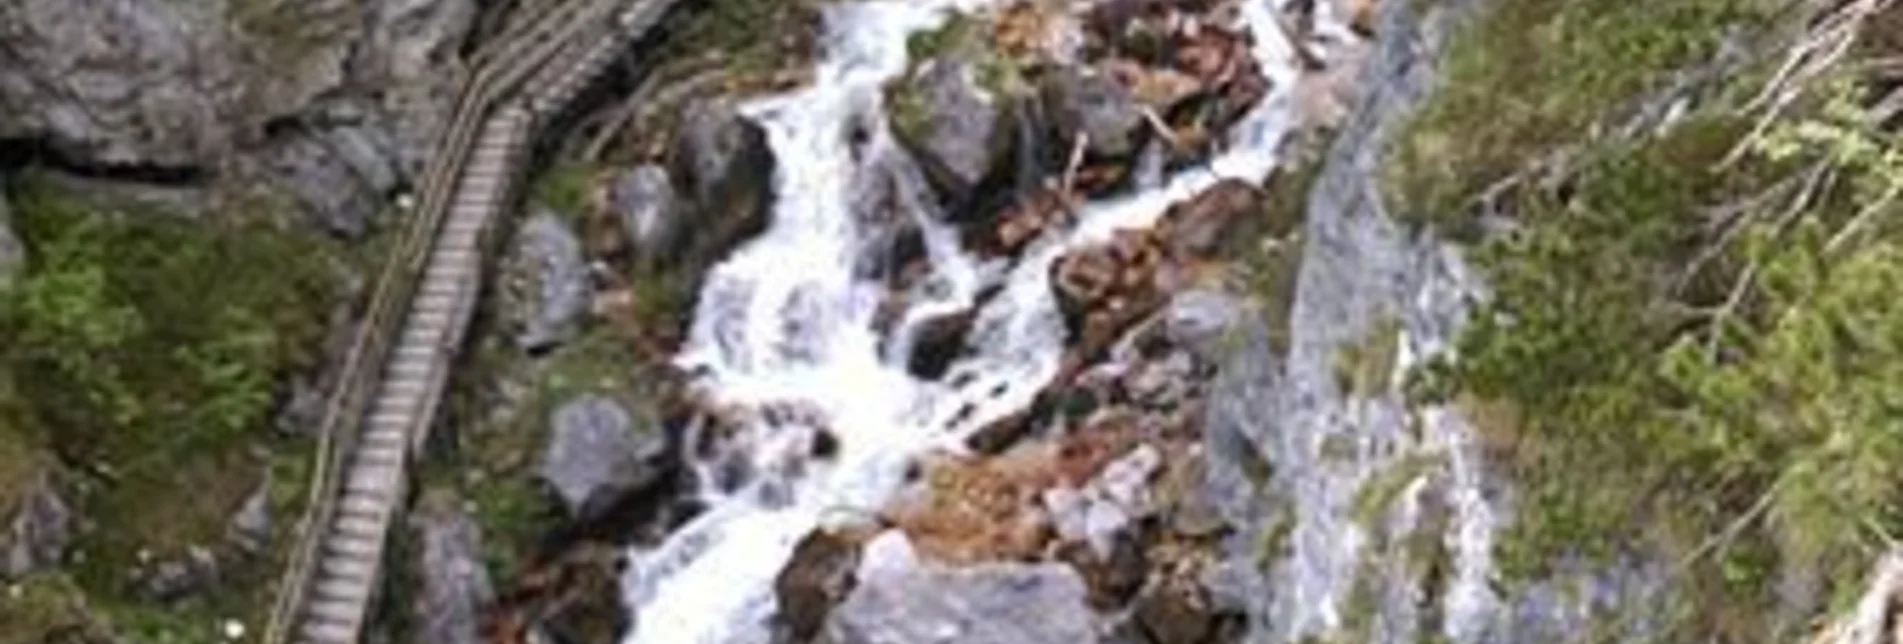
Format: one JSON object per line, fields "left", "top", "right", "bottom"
{"left": 621, "top": 2, "right": 1299, "bottom": 642}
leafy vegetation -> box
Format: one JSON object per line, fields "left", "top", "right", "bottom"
{"left": 1396, "top": 0, "right": 1903, "bottom": 636}
{"left": 1388, "top": 0, "right": 1784, "bottom": 229}
{"left": 0, "top": 176, "right": 344, "bottom": 639}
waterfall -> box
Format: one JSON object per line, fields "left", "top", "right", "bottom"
{"left": 620, "top": 1, "right": 1303, "bottom": 642}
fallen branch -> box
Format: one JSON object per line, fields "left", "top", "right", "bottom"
{"left": 1060, "top": 131, "right": 1089, "bottom": 196}
{"left": 1723, "top": 0, "right": 1886, "bottom": 168}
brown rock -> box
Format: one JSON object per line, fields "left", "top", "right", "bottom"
{"left": 1156, "top": 179, "right": 1262, "bottom": 259}
{"left": 773, "top": 528, "right": 867, "bottom": 640}
{"left": 1135, "top": 574, "right": 1217, "bottom": 644}
{"left": 906, "top": 311, "right": 978, "bottom": 380}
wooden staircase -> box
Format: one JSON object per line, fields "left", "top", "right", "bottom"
{"left": 263, "top": 0, "right": 681, "bottom": 641}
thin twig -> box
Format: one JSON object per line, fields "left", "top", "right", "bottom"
{"left": 1060, "top": 131, "right": 1089, "bottom": 195}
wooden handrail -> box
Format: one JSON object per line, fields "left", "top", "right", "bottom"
{"left": 258, "top": 2, "right": 626, "bottom": 640}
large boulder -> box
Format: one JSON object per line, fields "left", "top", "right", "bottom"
{"left": 1039, "top": 66, "right": 1147, "bottom": 160}
{"left": 823, "top": 531, "right": 1099, "bottom": 644}
{"left": 0, "top": 0, "right": 361, "bottom": 168}
{"left": 538, "top": 394, "right": 670, "bottom": 521}
{"left": 0, "top": 192, "right": 23, "bottom": 289}
{"left": 668, "top": 99, "right": 776, "bottom": 267}
{"left": 505, "top": 211, "right": 591, "bottom": 353}
{"left": 889, "top": 59, "right": 1015, "bottom": 200}
{"left": 0, "top": 472, "right": 71, "bottom": 579}
{"left": 604, "top": 164, "right": 688, "bottom": 271}
{"left": 409, "top": 490, "right": 493, "bottom": 644}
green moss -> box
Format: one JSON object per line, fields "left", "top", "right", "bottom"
{"left": 652, "top": 0, "right": 816, "bottom": 79}
{"left": 1334, "top": 317, "right": 1403, "bottom": 397}
{"left": 531, "top": 163, "right": 597, "bottom": 220}
{"left": 0, "top": 174, "right": 344, "bottom": 638}
{"left": 447, "top": 330, "right": 655, "bottom": 580}
{"left": 0, "top": 573, "right": 115, "bottom": 643}
{"left": 1351, "top": 454, "right": 1444, "bottom": 529}
{"left": 1240, "top": 157, "right": 1318, "bottom": 356}
{"left": 887, "top": 11, "right": 1031, "bottom": 147}
{"left": 1388, "top": 0, "right": 1780, "bottom": 227}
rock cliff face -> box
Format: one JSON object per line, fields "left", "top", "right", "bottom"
{"left": 0, "top": 0, "right": 474, "bottom": 232}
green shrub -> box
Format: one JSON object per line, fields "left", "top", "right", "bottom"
{"left": 1388, "top": 0, "right": 1781, "bottom": 227}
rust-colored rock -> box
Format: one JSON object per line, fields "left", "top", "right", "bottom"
{"left": 1155, "top": 178, "right": 1263, "bottom": 259}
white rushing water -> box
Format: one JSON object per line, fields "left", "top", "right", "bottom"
{"left": 621, "top": 2, "right": 1300, "bottom": 642}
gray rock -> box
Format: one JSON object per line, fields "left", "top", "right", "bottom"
{"left": 0, "top": 0, "right": 360, "bottom": 168}
{"left": 0, "top": 473, "right": 71, "bottom": 579}
{"left": 823, "top": 531, "right": 1099, "bottom": 644}
{"left": 606, "top": 164, "right": 686, "bottom": 269}
{"left": 668, "top": 100, "right": 775, "bottom": 267}
{"left": 539, "top": 394, "right": 669, "bottom": 521}
{"left": 227, "top": 477, "right": 272, "bottom": 555}
{"left": 1043, "top": 445, "right": 1161, "bottom": 560}
{"left": 507, "top": 212, "right": 591, "bottom": 353}
{"left": 1040, "top": 67, "right": 1146, "bottom": 159}
{"left": 891, "top": 59, "right": 1014, "bottom": 196}
{"left": 410, "top": 490, "right": 493, "bottom": 644}
{"left": 360, "top": 0, "right": 479, "bottom": 176}
{"left": 259, "top": 123, "right": 403, "bottom": 237}
{"left": 1161, "top": 291, "right": 1245, "bottom": 363}
{"left": 141, "top": 545, "right": 220, "bottom": 602}
{"left": 0, "top": 192, "right": 23, "bottom": 289}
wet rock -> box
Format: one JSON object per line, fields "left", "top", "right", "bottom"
{"left": 976, "top": 187, "right": 1075, "bottom": 257}
{"left": 889, "top": 59, "right": 1015, "bottom": 199}
{"left": 519, "top": 543, "right": 630, "bottom": 644}
{"left": 1051, "top": 229, "right": 1169, "bottom": 348}
{"left": 1154, "top": 179, "right": 1262, "bottom": 259}
{"left": 774, "top": 528, "right": 867, "bottom": 641}
{"left": 1134, "top": 575, "right": 1216, "bottom": 644}
{"left": 604, "top": 164, "right": 686, "bottom": 270}
{"left": 1040, "top": 66, "right": 1148, "bottom": 160}
{"left": 823, "top": 531, "right": 1099, "bottom": 644}
{"left": 539, "top": 394, "right": 669, "bottom": 521}
{"left": 1055, "top": 534, "right": 1148, "bottom": 609}
{"left": 905, "top": 311, "right": 976, "bottom": 380}
{"left": 669, "top": 99, "right": 776, "bottom": 267}
{"left": 1, "top": 473, "right": 71, "bottom": 579}
{"left": 507, "top": 212, "right": 591, "bottom": 353}
{"left": 409, "top": 490, "right": 492, "bottom": 644}
{"left": 0, "top": 193, "right": 23, "bottom": 289}
{"left": 227, "top": 477, "right": 272, "bottom": 556}
{"left": 141, "top": 545, "right": 220, "bottom": 602}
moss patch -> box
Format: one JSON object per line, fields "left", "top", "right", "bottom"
{"left": 444, "top": 329, "right": 656, "bottom": 580}
{"left": 0, "top": 174, "right": 345, "bottom": 639}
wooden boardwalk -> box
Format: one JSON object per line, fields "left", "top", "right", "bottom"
{"left": 263, "top": 0, "right": 679, "bottom": 641}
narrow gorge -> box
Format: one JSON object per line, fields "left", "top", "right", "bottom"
{"left": 4, "top": 0, "right": 1903, "bottom": 643}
